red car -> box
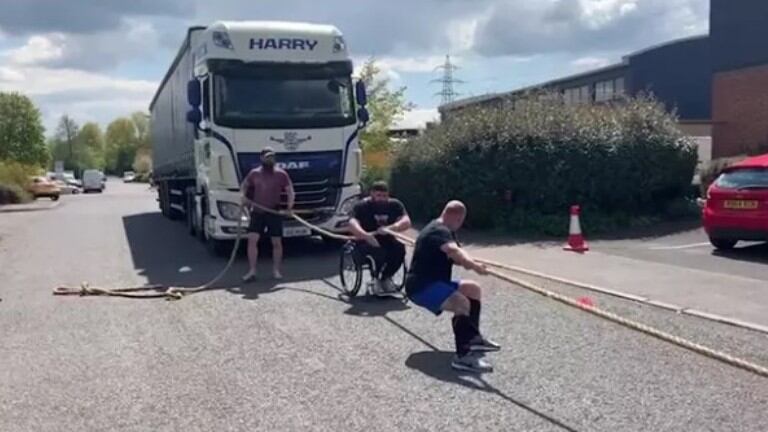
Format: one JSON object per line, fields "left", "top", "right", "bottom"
{"left": 703, "top": 153, "right": 768, "bottom": 249}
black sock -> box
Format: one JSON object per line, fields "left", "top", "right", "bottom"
{"left": 469, "top": 299, "right": 481, "bottom": 334}
{"left": 452, "top": 315, "right": 475, "bottom": 357}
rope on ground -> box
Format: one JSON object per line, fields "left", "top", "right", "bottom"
{"left": 382, "top": 230, "right": 768, "bottom": 379}
{"left": 53, "top": 202, "right": 353, "bottom": 301}
{"left": 54, "top": 207, "right": 248, "bottom": 300}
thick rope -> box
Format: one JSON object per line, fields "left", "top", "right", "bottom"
{"left": 54, "top": 206, "right": 249, "bottom": 300}
{"left": 53, "top": 202, "right": 354, "bottom": 301}
{"left": 382, "top": 230, "right": 768, "bottom": 379}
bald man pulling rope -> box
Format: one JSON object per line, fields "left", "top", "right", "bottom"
{"left": 405, "top": 200, "right": 501, "bottom": 373}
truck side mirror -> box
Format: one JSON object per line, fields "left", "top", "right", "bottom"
{"left": 355, "top": 80, "right": 367, "bottom": 107}
{"left": 186, "top": 108, "right": 202, "bottom": 125}
{"left": 187, "top": 80, "right": 201, "bottom": 107}
{"left": 357, "top": 107, "right": 369, "bottom": 125}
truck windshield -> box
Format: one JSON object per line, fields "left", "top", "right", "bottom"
{"left": 212, "top": 62, "right": 356, "bottom": 129}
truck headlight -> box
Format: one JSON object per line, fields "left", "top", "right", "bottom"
{"left": 338, "top": 195, "right": 361, "bottom": 216}
{"left": 217, "top": 201, "right": 244, "bottom": 221}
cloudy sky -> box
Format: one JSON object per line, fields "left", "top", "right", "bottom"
{"left": 0, "top": 0, "right": 709, "bottom": 133}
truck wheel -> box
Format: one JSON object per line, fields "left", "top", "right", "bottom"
{"left": 168, "top": 202, "right": 183, "bottom": 221}
{"left": 198, "top": 196, "right": 210, "bottom": 242}
{"left": 186, "top": 191, "right": 198, "bottom": 237}
{"left": 159, "top": 184, "right": 169, "bottom": 217}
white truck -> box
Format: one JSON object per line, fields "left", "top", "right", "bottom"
{"left": 149, "top": 21, "right": 369, "bottom": 255}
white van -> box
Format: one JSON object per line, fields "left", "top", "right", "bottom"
{"left": 82, "top": 169, "right": 105, "bottom": 193}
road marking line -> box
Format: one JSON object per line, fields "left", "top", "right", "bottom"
{"left": 649, "top": 242, "right": 711, "bottom": 250}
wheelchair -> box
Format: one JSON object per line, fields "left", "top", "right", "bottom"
{"left": 338, "top": 240, "right": 408, "bottom": 298}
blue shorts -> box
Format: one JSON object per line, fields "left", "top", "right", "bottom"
{"left": 408, "top": 280, "right": 460, "bottom": 316}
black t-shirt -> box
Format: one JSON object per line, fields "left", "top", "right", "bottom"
{"left": 352, "top": 198, "right": 406, "bottom": 232}
{"left": 405, "top": 219, "right": 457, "bottom": 294}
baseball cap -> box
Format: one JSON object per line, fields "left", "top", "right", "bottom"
{"left": 261, "top": 147, "right": 276, "bottom": 157}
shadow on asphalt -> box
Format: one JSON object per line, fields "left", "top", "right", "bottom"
{"left": 122, "top": 212, "right": 339, "bottom": 297}
{"left": 319, "top": 279, "right": 412, "bottom": 317}
{"left": 405, "top": 351, "right": 580, "bottom": 432}
{"left": 712, "top": 242, "right": 768, "bottom": 264}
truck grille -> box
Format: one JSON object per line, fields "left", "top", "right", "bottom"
{"left": 238, "top": 150, "right": 343, "bottom": 210}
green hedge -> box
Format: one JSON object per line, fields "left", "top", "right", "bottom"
{"left": 390, "top": 95, "right": 698, "bottom": 235}
{"left": 0, "top": 183, "right": 29, "bottom": 204}
{"left": 0, "top": 160, "right": 37, "bottom": 204}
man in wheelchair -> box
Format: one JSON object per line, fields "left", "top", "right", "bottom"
{"left": 347, "top": 181, "right": 412, "bottom": 296}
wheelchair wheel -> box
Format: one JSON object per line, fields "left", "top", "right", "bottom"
{"left": 391, "top": 261, "right": 408, "bottom": 292}
{"left": 339, "top": 242, "right": 362, "bottom": 297}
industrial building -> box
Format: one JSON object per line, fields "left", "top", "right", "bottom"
{"left": 439, "top": 35, "right": 711, "bottom": 136}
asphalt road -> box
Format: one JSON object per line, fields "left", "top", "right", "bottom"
{"left": 1, "top": 181, "right": 767, "bottom": 432}
{"left": 592, "top": 228, "right": 768, "bottom": 283}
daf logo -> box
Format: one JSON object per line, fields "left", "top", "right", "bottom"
{"left": 277, "top": 161, "right": 310, "bottom": 170}
{"left": 270, "top": 132, "right": 312, "bottom": 151}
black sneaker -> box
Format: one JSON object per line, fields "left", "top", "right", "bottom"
{"left": 469, "top": 336, "right": 501, "bottom": 353}
{"left": 451, "top": 354, "right": 494, "bottom": 373}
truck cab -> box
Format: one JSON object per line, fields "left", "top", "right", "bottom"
{"left": 150, "top": 21, "right": 369, "bottom": 254}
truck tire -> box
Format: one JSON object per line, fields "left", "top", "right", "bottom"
{"left": 198, "top": 195, "right": 210, "bottom": 242}
{"left": 186, "top": 189, "right": 197, "bottom": 236}
{"left": 168, "top": 200, "right": 183, "bottom": 221}
{"left": 159, "top": 183, "right": 169, "bottom": 217}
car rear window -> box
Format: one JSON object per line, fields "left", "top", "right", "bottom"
{"left": 715, "top": 168, "right": 768, "bottom": 189}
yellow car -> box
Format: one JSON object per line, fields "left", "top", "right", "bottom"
{"left": 27, "top": 176, "right": 61, "bottom": 201}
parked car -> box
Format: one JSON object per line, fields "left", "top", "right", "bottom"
{"left": 82, "top": 169, "right": 105, "bottom": 193}
{"left": 702, "top": 153, "right": 768, "bottom": 249}
{"left": 53, "top": 179, "right": 80, "bottom": 195}
{"left": 26, "top": 176, "right": 61, "bottom": 201}
{"left": 123, "top": 171, "right": 136, "bottom": 183}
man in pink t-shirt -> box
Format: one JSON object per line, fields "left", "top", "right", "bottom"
{"left": 240, "top": 147, "right": 295, "bottom": 281}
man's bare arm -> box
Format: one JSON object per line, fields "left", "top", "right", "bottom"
{"left": 441, "top": 242, "right": 488, "bottom": 275}
{"left": 385, "top": 213, "right": 412, "bottom": 233}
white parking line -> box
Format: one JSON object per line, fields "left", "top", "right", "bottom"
{"left": 649, "top": 242, "right": 711, "bottom": 250}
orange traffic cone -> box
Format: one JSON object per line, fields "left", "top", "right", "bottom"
{"left": 564, "top": 205, "right": 589, "bottom": 253}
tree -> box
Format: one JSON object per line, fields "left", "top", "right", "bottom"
{"left": 57, "top": 115, "right": 79, "bottom": 162}
{"left": 0, "top": 92, "right": 48, "bottom": 166}
{"left": 131, "top": 111, "right": 151, "bottom": 153}
{"left": 105, "top": 118, "right": 138, "bottom": 174}
{"left": 50, "top": 115, "right": 82, "bottom": 173}
{"left": 77, "top": 123, "right": 106, "bottom": 169}
{"left": 357, "top": 59, "right": 414, "bottom": 152}
{"left": 132, "top": 150, "right": 152, "bottom": 175}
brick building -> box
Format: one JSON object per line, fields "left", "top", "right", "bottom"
{"left": 710, "top": 0, "right": 768, "bottom": 158}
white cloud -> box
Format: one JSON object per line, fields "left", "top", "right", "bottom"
{"left": 473, "top": 0, "right": 708, "bottom": 56}
{"left": 571, "top": 56, "right": 613, "bottom": 71}
{"left": 1, "top": 19, "right": 163, "bottom": 71}
{"left": 0, "top": 64, "right": 155, "bottom": 132}
{"left": 392, "top": 108, "right": 440, "bottom": 130}
{"left": 0, "top": 66, "right": 25, "bottom": 82}
{"left": 6, "top": 34, "right": 66, "bottom": 65}
{"left": 579, "top": 0, "right": 640, "bottom": 28}
{"left": 380, "top": 56, "right": 451, "bottom": 74}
